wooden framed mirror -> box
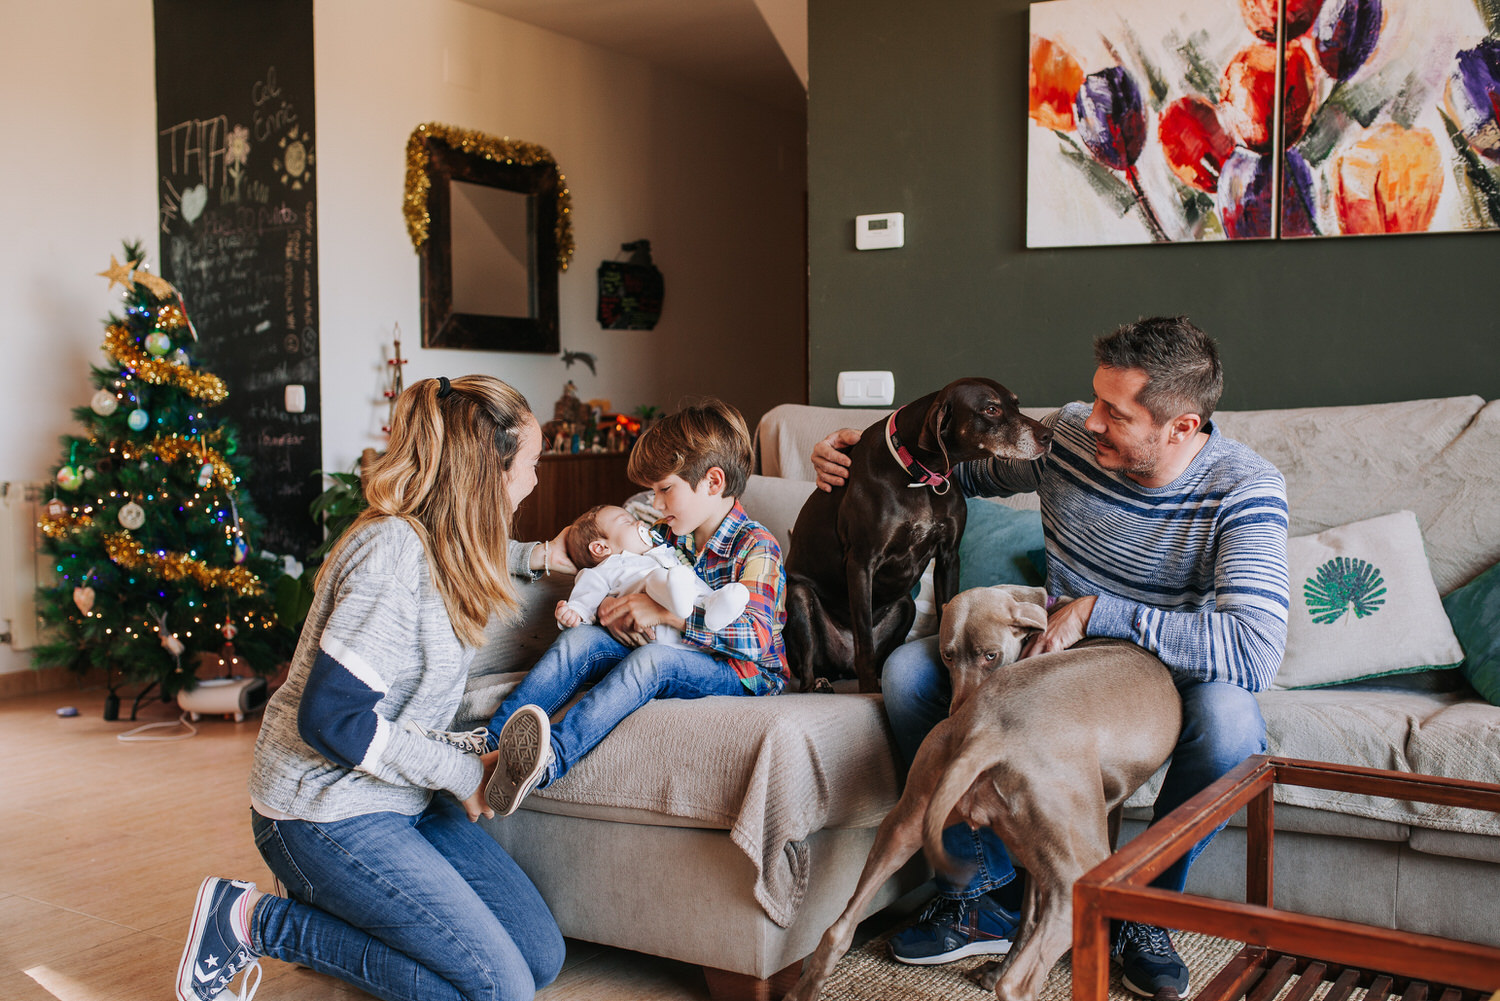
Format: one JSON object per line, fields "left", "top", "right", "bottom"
{"left": 404, "top": 123, "right": 574, "bottom": 352}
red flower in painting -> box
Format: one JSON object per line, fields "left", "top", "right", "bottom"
{"left": 1159, "top": 97, "right": 1235, "bottom": 192}
{"left": 1333, "top": 124, "right": 1443, "bottom": 233}
{"left": 1030, "top": 36, "right": 1086, "bottom": 131}
{"left": 1220, "top": 41, "right": 1316, "bottom": 152}
{"left": 1239, "top": 0, "right": 1325, "bottom": 42}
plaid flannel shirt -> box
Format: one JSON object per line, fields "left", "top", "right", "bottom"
{"left": 656, "top": 501, "right": 789, "bottom": 695}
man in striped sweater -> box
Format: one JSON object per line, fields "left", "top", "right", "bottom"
{"left": 812, "top": 316, "right": 1289, "bottom": 999}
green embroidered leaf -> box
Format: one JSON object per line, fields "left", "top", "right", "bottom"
{"left": 1304, "top": 557, "right": 1387, "bottom": 624}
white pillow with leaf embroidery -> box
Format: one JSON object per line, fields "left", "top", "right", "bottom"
{"left": 1272, "top": 510, "right": 1464, "bottom": 689}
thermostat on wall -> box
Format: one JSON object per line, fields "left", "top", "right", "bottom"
{"left": 855, "top": 212, "right": 905, "bottom": 250}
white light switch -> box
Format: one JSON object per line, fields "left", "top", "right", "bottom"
{"left": 837, "top": 370, "right": 895, "bottom": 407}
{"left": 855, "top": 212, "right": 905, "bottom": 250}
{"left": 285, "top": 384, "right": 306, "bottom": 413}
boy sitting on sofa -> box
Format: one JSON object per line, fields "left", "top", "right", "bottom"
{"left": 557, "top": 503, "right": 750, "bottom": 643}
{"left": 485, "top": 398, "right": 790, "bottom": 817}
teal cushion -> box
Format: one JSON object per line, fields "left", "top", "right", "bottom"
{"left": 1442, "top": 560, "right": 1500, "bottom": 707}
{"left": 959, "top": 499, "right": 1046, "bottom": 590}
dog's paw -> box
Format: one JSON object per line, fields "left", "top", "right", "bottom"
{"left": 968, "top": 960, "right": 1004, "bottom": 990}
{"left": 811, "top": 677, "right": 836, "bottom": 694}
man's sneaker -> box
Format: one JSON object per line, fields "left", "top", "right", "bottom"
{"left": 176, "top": 877, "right": 262, "bottom": 1001}
{"left": 485, "top": 704, "right": 554, "bottom": 817}
{"left": 1113, "top": 920, "right": 1190, "bottom": 999}
{"left": 403, "top": 720, "right": 494, "bottom": 754}
{"left": 888, "top": 891, "right": 1018, "bottom": 965}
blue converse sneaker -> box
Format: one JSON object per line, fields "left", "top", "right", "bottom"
{"left": 176, "top": 877, "right": 262, "bottom": 1001}
{"left": 1113, "top": 920, "right": 1190, "bottom": 999}
{"left": 888, "top": 891, "right": 1018, "bottom": 965}
{"left": 486, "top": 704, "right": 554, "bottom": 817}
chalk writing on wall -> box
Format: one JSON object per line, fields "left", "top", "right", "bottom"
{"left": 155, "top": 0, "right": 321, "bottom": 558}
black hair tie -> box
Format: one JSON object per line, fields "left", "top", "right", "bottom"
{"left": 436, "top": 376, "right": 452, "bottom": 399}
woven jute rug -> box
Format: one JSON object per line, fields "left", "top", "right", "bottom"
{"left": 817, "top": 929, "right": 1245, "bottom": 1001}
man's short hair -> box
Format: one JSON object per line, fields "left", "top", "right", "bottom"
{"left": 627, "top": 398, "right": 753, "bottom": 499}
{"left": 1094, "top": 315, "right": 1224, "bottom": 425}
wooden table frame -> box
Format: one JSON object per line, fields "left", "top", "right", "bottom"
{"left": 1073, "top": 755, "right": 1500, "bottom": 1001}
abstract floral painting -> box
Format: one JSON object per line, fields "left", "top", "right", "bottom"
{"left": 1026, "top": 0, "right": 1500, "bottom": 246}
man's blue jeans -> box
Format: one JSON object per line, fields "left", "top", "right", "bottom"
{"left": 250, "top": 794, "right": 564, "bottom": 1001}
{"left": 489, "top": 625, "right": 753, "bottom": 783}
{"left": 883, "top": 636, "right": 1267, "bottom": 899}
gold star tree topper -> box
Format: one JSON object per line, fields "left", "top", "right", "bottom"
{"left": 97, "top": 255, "right": 141, "bottom": 291}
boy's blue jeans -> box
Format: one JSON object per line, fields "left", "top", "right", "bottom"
{"left": 250, "top": 794, "right": 564, "bottom": 1001}
{"left": 883, "top": 636, "right": 1267, "bottom": 900}
{"left": 489, "top": 625, "right": 753, "bottom": 783}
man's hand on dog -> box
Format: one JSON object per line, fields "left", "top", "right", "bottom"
{"left": 1022, "top": 595, "right": 1097, "bottom": 658}
{"left": 599, "top": 593, "right": 682, "bottom": 647}
{"left": 813, "top": 428, "right": 863, "bottom": 491}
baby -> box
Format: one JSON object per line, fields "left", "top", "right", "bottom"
{"left": 559, "top": 505, "right": 748, "bottom": 644}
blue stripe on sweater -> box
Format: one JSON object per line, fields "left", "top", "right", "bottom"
{"left": 298, "top": 649, "right": 381, "bottom": 768}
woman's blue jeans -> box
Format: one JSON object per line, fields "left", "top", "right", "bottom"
{"left": 489, "top": 625, "right": 753, "bottom": 783}
{"left": 882, "top": 635, "right": 1267, "bottom": 899}
{"left": 250, "top": 794, "right": 564, "bottom": 1001}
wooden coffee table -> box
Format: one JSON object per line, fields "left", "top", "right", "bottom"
{"left": 1073, "top": 755, "right": 1500, "bottom": 1001}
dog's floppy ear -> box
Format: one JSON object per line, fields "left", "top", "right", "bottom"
{"left": 917, "top": 397, "right": 950, "bottom": 454}
{"left": 1011, "top": 601, "right": 1049, "bottom": 632}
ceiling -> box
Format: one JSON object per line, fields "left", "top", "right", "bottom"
{"left": 460, "top": 0, "right": 807, "bottom": 114}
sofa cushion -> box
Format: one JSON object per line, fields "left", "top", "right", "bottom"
{"left": 959, "top": 498, "right": 1046, "bottom": 590}
{"left": 1274, "top": 511, "right": 1463, "bottom": 689}
{"left": 1442, "top": 558, "right": 1500, "bottom": 707}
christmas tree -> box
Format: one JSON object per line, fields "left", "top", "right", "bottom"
{"left": 34, "top": 242, "right": 293, "bottom": 717}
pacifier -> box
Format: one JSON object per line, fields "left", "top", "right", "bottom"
{"left": 635, "top": 521, "right": 653, "bottom": 547}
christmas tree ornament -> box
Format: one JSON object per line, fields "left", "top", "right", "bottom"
{"left": 171, "top": 348, "right": 190, "bottom": 366}
{"left": 161, "top": 632, "right": 186, "bottom": 656}
{"left": 56, "top": 465, "right": 84, "bottom": 491}
{"left": 145, "top": 330, "right": 172, "bottom": 356}
{"left": 197, "top": 462, "right": 215, "bottom": 488}
{"left": 72, "top": 586, "right": 95, "bottom": 615}
{"left": 133, "top": 268, "right": 174, "bottom": 298}
{"left": 91, "top": 389, "right": 119, "bottom": 416}
{"left": 221, "top": 615, "right": 239, "bottom": 640}
{"left": 127, "top": 408, "right": 149, "bottom": 431}
{"left": 118, "top": 501, "right": 145, "bottom": 530}
{"left": 96, "top": 254, "right": 140, "bottom": 291}
{"left": 234, "top": 535, "right": 249, "bottom": 564}
{"left": 45, "top": 497, "right": 68, "bottom": 519}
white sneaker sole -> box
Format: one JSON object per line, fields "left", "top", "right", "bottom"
{"left": 486, "top": 705, "right": 551, "bottom": 817}
{"left": 1120, "top": 971, "right": 1191, "bottom": 999}
{"left": 889, "top": 937, "right": 1012, "bottom": 965}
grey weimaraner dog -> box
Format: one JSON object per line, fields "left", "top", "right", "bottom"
{"left": 785, "top": 585, "right": 1181, "bottom": 1001}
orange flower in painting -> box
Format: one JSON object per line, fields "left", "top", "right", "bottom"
{"left": 1220, "top": 41, "right": 1317, "bottom": 152}
{"left": 1240, "top": 0, "right": 1324, "bottom": 42}
{"left": 1333, "top": 124, "right": 1443, "bottom": 233}
{"left": 1030, "top": 35, "right": 1086, "bottom": 131}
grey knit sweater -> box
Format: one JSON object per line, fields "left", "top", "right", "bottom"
{"left": 249, "top": 518, "right": 539, "bottom": 821}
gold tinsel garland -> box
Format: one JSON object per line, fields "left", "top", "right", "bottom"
{"left": 40, "top": 511, "right": 94, "bottom": 539}
{"left": 103, "top": 324, "right": 228, "bottom": 403}
{"left": 145, "top": 434, "right": 236, "bottom": 489}
{"left": 403, "top": 122, "right": 575, "bottom": 271}
{"left": 103, "top": 532, "right": 265, "bottom": 597}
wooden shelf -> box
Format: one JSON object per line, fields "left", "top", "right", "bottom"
{"left": 513, "top": 451, "right": 637, "bottom": 543}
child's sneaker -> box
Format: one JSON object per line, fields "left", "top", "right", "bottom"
{"left": 176, "top": 877, "right": 262, "bottom": 1001}
{"left": 403, "top": 720, "right": 494, "bottom": 754}
{"left": 485, "top": 704, "right": 554, "bottom": 817}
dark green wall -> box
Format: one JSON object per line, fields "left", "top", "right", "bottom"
{"left": 807, "top": 0, "right": 1499, "bottom": 412}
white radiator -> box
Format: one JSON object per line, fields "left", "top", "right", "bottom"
{"left": 0, "top": 481, "right": 47, "bottom": 650}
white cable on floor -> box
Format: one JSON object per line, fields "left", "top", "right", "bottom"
{"left": 117, "top": 711, "right": 199, "bottom": 742}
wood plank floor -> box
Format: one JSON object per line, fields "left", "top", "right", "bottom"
{"left": 0, "top": 686, "right": 751, "bottom": 1001}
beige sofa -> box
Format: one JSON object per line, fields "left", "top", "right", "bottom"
{"left": 461, "top": 395, "right": 1500, "bottom": 998}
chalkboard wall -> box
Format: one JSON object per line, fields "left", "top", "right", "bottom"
{"left": 155, "top": 0, "right": 321, "bottom": 558}
{"left": 808, "top": 0, "right": 1500, "bottom": 412}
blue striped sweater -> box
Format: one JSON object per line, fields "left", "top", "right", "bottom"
{"left": 955, "top": 403, "right": 1289, "bottom": 691}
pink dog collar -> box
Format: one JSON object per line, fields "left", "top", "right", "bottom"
{"left": 884, "top": 407, "right": 951, "bottom": 493}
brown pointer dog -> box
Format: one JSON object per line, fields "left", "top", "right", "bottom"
{"left": 784, "top": 378, "right": 1051, "bottom": 693}
{"left": 784, "top": 586, "right": 1182, "bottom": 1001}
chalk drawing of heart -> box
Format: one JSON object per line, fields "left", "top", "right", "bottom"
{"left": 181, "top": 184, "right": 208, "bottom": 224}
{"left": 73, "top": 586, "right": 96, "bottom": 615}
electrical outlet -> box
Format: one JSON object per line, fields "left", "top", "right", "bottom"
{"left": 837, "top": 371, "right": 895, "bottom": 406}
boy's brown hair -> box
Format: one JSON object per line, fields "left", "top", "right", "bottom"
{"left": 627, "top": 398, "right": 753, "bottom": 499}
{"left": 565, "top": 505, "right": 609, "bottom": 570}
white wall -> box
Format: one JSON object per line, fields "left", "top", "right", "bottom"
{"left": 0, "top": 0, "right": 806, "bottom": 676}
